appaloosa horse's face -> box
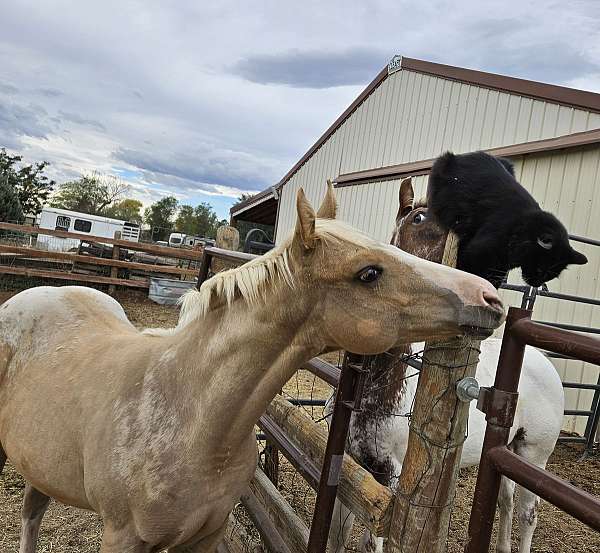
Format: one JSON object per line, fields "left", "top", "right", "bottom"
{"left": 390, "top": 178, "right": 447, "bottom": 264}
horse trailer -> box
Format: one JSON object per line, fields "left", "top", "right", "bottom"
{"left": 36, "top": 207, "right": 140, "bottom": 252}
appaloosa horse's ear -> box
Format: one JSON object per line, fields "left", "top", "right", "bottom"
{"left": 316, "top": 180, "right": 337, "bottom": 219}
{"left": 294, "top": 188, "right": 317, "bottom": 249}
{"left": 398, "top": 178, "right": 414, "bottom": 219}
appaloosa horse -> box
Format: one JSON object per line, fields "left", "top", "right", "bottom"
{"left": 328, "top": 178, "right": 564, "bottom": 553}
{"left": 0, "top": 183, "right": 504, "bottom": 553}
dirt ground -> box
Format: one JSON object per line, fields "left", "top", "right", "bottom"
{"left": 1, "top": 289, "right": 599, "bottom": 552}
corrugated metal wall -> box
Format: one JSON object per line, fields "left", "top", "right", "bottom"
{"left": 275, "top": 68, "right": 600, "bottom": 434}
{"left": 277, "top": 68, "right": 600, "bottom": 242}
{"left": 501, "top": 146, "right": 600, "bottom": 433}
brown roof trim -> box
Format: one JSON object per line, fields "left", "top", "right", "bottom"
{"left": 401, "top": 57, "right": 600, "bottom": 113}
{"left": 334, "top": 128, "right": 600, "bottom": 188}
{"left": 274, "top": 66, "right": 389, "bottom": 190}
{"left": 230, "top": 187, "right": 274, "bottom": 215}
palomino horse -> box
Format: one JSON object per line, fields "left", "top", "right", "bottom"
{"left": 0, "top": 183, "right": 504, "bottom": 553}
{"left": 328, "top": 178, "right": 563, "bottom": 553}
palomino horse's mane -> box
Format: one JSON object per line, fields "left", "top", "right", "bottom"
{"left": 144, "top": 218, "right": 378, "bottom": 336}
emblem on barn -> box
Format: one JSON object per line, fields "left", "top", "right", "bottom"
{"left": 388, "top": 55, "right": 402, "bottom": 74}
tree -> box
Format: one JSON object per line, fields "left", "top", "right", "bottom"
{"left": 0, "top": 178, "right": 23, "bottom": 222}
{"left": 144, "top": 196, "right": 178, "bottom": 241}
{"left": 50, "top": 173, "right": 129, "bottom": 215}
{"left": 105, "top": 199, "right": 143, "bottom": 223}
{"left": 193, "top": 202, "right": 220, "bottom": 238}
{"left": 232, "top": 192, "right": 255, "bottom": 208}
{"left": 174, "top": 202, "right": 221, "bottom": 238}
{"left": 174, "top": 205, "right": 197, "bottom": 235}
{"left": 0, "top": 148, "right": 55, "bottom": 216}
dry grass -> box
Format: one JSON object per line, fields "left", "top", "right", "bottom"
{"left": 0, "top": 288, "right": 599, "bottom": 552}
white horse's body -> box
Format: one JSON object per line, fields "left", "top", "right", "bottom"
{"left": 329, "top": 339, "right": 564, "bottom": 553}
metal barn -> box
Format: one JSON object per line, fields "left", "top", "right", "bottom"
{"left": 231, "top": 56, "right": 600, "bottom": 434}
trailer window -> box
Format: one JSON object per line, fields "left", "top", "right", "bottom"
{"left": 74, "top": 219, "right": 92, "bottom": 233}
{"left": 55, "top": 216, "right": 71, "bottom": 231}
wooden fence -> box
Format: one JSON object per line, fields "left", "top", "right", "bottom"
{"left": 0, "top": 221, "right": 202, "bottom": 290}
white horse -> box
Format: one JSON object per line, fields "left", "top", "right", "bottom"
{"left": 328, "top": 179, "right": 564, "bottom": 553}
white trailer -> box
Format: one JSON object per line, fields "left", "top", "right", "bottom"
{"left": 36, "top": 207, "right": 140, "bottom": 252}
{"left": 168, "top": 232, "right": 211, "bottom": 248}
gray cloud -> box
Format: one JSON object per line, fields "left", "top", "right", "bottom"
{"left": 0, "top": 82, "right": 19, "bottom": 94}
{"left": 231, "top": 48, "right": 386, "bottom": 88}
{"left": 58, "top": 110, "right": 106, "bottom": 132}
{"left": 0, "top": 102, "right": 53, "bottom": 147}
{"left": 37, "top": 87, "right": 63, "bottom": 98}
{"left": 114, "top": 146, "right": 278, "bottom": 192}
{"left": 456, "top": 17, "right": 600, "bottom": 84}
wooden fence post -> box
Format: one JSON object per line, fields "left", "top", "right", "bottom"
{"left": 385, "top": 232, "right": 483, "bottom": 553}
{"left": 108, "top": 231, "right": 121, "bottom": 296}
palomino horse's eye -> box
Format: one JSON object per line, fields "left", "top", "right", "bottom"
{"left": 357, "top": 266, "right": 383, "bottom": 283}
{"left": 413, "top": 212, "right": 426, "bottom": 224}
{"left": 537, "top": 236, "right": 553, "bottom": 250}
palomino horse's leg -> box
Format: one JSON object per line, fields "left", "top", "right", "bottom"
{"left": 19, "top": 484, "right": 51, "bottom": 553}
{"left": 495, "top": 476, "right": 516, "bottom": 553}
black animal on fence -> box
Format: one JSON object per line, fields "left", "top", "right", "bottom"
{"left": 426, "top": 150, "right": 587, "bottom": 288}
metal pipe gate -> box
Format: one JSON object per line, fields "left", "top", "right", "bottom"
{"left": 465, "top": 307, "right": 600, "bottom": 552}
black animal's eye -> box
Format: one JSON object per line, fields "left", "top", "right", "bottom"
{"left": 537, "top": 236, "right": 553, "bottom": 250}
{"left": 413, "top": 212, "right": 426, "bottom": 224}
{"left": 357, "top": 266, "right": 383, "bottom": 283}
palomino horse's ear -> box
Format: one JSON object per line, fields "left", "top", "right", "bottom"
{"left": 316, "top": 179, "right": 337, "bottom": 219}
{"left": 398, "top": 178, "right": 414, "bottom": 219}
{"left": 294, "top": 188, "right": 317, "bottom": 249}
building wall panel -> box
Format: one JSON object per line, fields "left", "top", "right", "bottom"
{"left": 274, "top": 67, "right": 600, "bottom": 431}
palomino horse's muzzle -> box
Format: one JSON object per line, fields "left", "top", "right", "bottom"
{"left": 457, "top": 283, "right": 505, "bottom": 337}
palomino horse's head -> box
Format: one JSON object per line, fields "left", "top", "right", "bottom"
{"left": 288, "top": 182, "right": 505, "bottom": 354}
{"left": 390, "top": 177, "right": 447, "bottom": 263}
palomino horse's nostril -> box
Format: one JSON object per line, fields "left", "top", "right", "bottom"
{"left": 482, "top": 290, "right": 504, "bottom": 313}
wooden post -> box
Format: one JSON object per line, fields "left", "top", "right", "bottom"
{"left": 108, "top": 231, "right": 121, "bottom": 296}
{"left": 385, "top": 232, "right": 483, "bottom": 553}
{"left": 212, "top": 225, "right": 240, "bottom": 274}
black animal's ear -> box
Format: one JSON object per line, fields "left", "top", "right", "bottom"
{"left": 497, "top": 157, "right": 515, "bottom": 176}
{"left": 398, "top": 178, "right": 414, "bottom": 218}
{"left": 570, "top": 248, "right": 588, "bottom": 265}
{"left": 431, "top": 151, "right": 456, "bottom": 180}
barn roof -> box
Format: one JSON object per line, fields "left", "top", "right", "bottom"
{"left": 231, "top": 56, "right": 600, "bottom": 217}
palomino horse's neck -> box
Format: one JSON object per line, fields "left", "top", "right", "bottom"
{"left": 166, "top": 281, "right": 324, "bottom": 447}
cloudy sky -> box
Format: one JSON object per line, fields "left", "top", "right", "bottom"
{"left": 1, "top": 1, "right": 599, "bottom": 219}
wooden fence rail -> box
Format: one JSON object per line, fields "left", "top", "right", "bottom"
{"left": 0, "top": 222, "right": 203, "bottom": 289}
{"left": 0, "top": 265, "right": 149, "bottom": 288}
{"left": 0, "top": 222, "right": 203, "bottom": 261}
{"left": 0, "top": 244, "right": 198, "bottom": 277}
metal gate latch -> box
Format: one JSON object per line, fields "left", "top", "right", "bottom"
{"left": 476, "top": 386, "right": 520, "bottom": 427}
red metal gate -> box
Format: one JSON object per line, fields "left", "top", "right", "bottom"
{"left": 466, "top": 307, "right": 600, "bottom": 552}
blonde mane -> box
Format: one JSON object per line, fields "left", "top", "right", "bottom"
{"left": 143, "top": 218, "right": 379, "bottom": 336}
